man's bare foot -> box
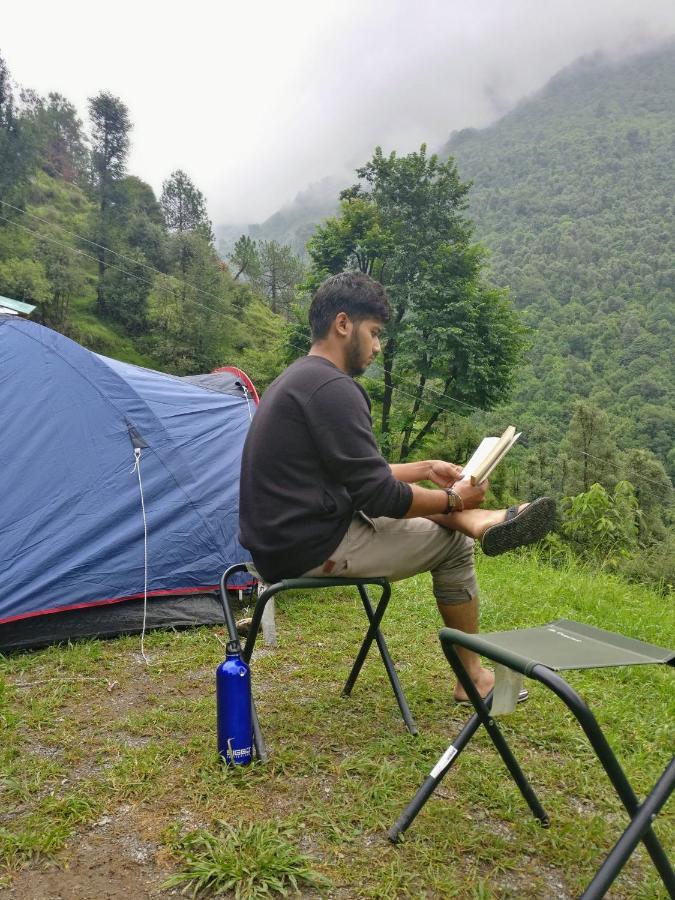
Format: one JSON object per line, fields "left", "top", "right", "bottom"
{"left": 452, "top": 666, "right": 494, "bottom": 703}
{"left": 474, "top": 503, "right": 528, "bottom": 537}
{"left": 432, "top": 499, "right": 556, "bottom": 556}
{"left": 428, "top": 503, "right": 528, "bottom": 539}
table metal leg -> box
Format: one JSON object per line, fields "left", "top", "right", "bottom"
{"left": 445, "top": 643, "right": 549, "bottom": 825}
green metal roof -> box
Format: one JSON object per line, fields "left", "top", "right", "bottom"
{"left": 0, "top": 295, "right": 36, "bottom": 315}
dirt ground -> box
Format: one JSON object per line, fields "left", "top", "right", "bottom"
{"left": 0, "top": 804, "right": 181, "bottom": 900}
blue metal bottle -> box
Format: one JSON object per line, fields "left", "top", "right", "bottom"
{"left": 216, "top": 641, "right": 253, "bottom": 765}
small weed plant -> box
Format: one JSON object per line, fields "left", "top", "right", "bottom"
{"left": 163, "top": 819, "right": 330, "bottom": 899}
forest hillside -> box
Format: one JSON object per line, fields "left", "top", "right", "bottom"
{"left": 443, "top": 42, "right": 674, "bottom": 481}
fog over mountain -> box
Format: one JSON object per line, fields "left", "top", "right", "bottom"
{"left": 4, "top": 0, "right": 675, "bottom": 224}
{"left": 217, "top": 37, "right": 675, "bottom": 257}
{"left": 210, "top": 0, "right": 674, "bottom": 226}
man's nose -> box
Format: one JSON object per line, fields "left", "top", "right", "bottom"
{"left": 373, "top": 337, "right": 381, "bottom": 354}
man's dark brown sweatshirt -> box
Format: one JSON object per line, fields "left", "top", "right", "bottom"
{"left": 238, "top": 356, "right": 413, "bottom": 582}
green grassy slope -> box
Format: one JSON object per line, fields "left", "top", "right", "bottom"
{"left": 6, "top": 170, "right": 166, "bottom": 368}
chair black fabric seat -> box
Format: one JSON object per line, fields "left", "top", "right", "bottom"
{"left": 220, "top": 564, "right": 418, "bottom": 762}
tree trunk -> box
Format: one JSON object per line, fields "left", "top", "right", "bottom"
{"left": 380, "top": 302, "right": 406, "bottom": 457}
{"left": 399, "top": 370, "right": 427, "bottom": 461}
{"left": 96, "top": 194, "right": 107, "bottom": 313}
{"left": 405, "top": 406, "right": 443, "bottom": 458}
{"left": 96, "top": 246, "right": 106, "bottom": 313}
{"left": 96, "top": 134, "right": 109, "bottom": 314}
{"left": 380, "top": 336, "right": 396, "bottom": 458}
{"left": 270, "top": 267, "right": 278, "bottom": 314}
{"left": 404, "top": 375, "right": 453, "bottom": 458}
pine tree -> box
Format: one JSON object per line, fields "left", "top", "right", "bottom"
{"left": 88, "top": 91, "right": 131, "bottom": 313}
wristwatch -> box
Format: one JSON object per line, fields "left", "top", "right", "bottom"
{"left": 444, "top": 488, "right": 464, "bottom": 512}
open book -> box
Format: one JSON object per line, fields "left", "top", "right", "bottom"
{"left": 460, "top": 425, "right": 521, "bottom": 486}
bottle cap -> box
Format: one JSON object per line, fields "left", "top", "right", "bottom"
{"left": 225, "top": 640, "right": 241, "bottom": 654}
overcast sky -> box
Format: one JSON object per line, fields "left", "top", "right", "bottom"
{"left": 3, "top": 1, "right": 675, "bottom": 224}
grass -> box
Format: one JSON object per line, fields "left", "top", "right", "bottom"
{"left": 0, "top": 551, "right": 673, "bottom": 897}
{"left": 162, "top": 819, "right": 330, "bottom": 899}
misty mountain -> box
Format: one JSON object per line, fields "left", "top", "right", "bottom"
{"left": 217, "top": 41, "right": 675, "bottom": 473}
{"left": 215, "top": 175, "right": 343, "bottom": 258}
{"left": 445, "top": 41, "right": 674, "bottom": 470}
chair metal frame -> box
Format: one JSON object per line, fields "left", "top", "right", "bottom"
{"left": 389, "top": 625, "right": 674, "bottom": 900}
{"left": 219, "top": 562, "right": 418, "bottom": 761}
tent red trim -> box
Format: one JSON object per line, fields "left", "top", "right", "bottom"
{"left": 213, "top": 366, "right": 260, "bottom": 404}
{"left": 0, "top": 581, "right": 257, "bottom": 626}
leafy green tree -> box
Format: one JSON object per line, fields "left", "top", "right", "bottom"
{"left": 620, "top": 448, "right": 673, "bottom": 542}
{"left": 36, "top": 238, "right": 84, "bottom": 329}
{"left": 237, "top": 297, "right": 289, "bottom": 391}
{"left": 161, "top": 170, "right": 215, "bottom": 319}
{"left": 257, "top": 240, "right": 304, "bottom": 317}
{"left": 88, "top": 91, "right": 131, "bottom": 314}
{"left": 147, "top": 235, "right": 238, "bottom": 373}
{"left": 116, "top": 175, "right": 167, "bottom": 270}
{"left": 561, "top": 481, "right": 639, "bottom": 566}
{"left": 0, "top": 256, "right": 49, "bottom": 305}
{"left": 21, "top": 91, "right": 87, "bottom": 183}
{"left": 161, "top": 169, "right": 213, "bottom": 240}
{"left": 562, "top": 402, "right": 619, "bottom": 495}
{"left": 100, "top": 251, "right": 152, "bottom": 335}
{"left": 228, "top": 235, "right": 261, "bottom": 282}
{"left": 305, "top": 196, "right": 392, "bottom": 280}
{"left": 307, "top": 145, "right": 524, "bottom": 459}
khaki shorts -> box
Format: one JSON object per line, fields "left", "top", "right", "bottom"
{"left": 302, "top": 513, "right": 477, "bottom": 605}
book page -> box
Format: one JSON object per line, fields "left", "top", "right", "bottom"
{"left": 460, "top": 427, "right": 521, "bottom": 485}
{"left": 461, "top": 437, "right": 500, "bottom": 481}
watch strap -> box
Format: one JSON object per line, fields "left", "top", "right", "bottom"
{"left": 444, "top": 487, "right": 464, "bottom": 512}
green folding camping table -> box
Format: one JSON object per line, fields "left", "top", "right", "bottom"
{"left": 388, "top": 619, "right": 674, "bottom": 899}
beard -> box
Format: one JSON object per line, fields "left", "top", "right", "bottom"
{"left": 344, "top": 331, "right": 369, "bottom": 377}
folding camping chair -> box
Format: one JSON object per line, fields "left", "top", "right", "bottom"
{"left": 388, "top": 619, "right": 675, "bottom": 899}
{"left": 220, "top": 563, "right": 418, "bottom": 761}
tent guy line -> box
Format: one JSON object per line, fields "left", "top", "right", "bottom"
{"left": 0, "top": 316, "right": 255, "bottom": 651}
{"left": 131, "top": 445, "right": 150, "bottom": 665}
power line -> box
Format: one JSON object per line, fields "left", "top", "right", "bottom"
{"left": 0, "top": 210, "right": 669, "bottom": 489}
{"left": 0, "top": 198, "right": 486, "bottom": 408}
{"left": 0, "top": 198, "right": 231, "bottom": 307}
{"left": 0, "top": 205, "right": 480, "bottom": 410}
{"left": 0, "top": 212, "right": 239, "bottom": 321}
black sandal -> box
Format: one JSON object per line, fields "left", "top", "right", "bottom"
{"left": 480, "top": 497, "right": 556, "bottom": 557}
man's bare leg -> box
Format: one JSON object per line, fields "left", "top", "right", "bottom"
{"left": 437, "top": 595, "right": 494, "bottom": 702}
{"left": 428, "top": 503, "right": 528, "bottom": 538}
{"left": 430, "top": 505, "right": 528, "bottom": 701}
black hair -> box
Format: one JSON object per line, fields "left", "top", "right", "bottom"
{"left": 308, "top": 272, "right": 391, "bottom": 341}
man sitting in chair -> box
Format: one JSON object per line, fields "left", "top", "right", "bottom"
{"left": 239, "top": 272, "right": 555, "bottom": 702}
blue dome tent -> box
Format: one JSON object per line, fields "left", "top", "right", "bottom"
{"left": 0, "top": 316, "right": 257, "bottom": 651}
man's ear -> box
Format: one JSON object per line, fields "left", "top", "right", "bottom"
{"left": 334, "top": 311, "right": 351, "bottom": 337}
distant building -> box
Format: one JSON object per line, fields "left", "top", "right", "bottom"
{"left": 0, "top": 295, "right": 36, "bottom": 318}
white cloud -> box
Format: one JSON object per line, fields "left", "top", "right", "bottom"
{"left": 3, "top": 0, "right": 674, "bottom": 222}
